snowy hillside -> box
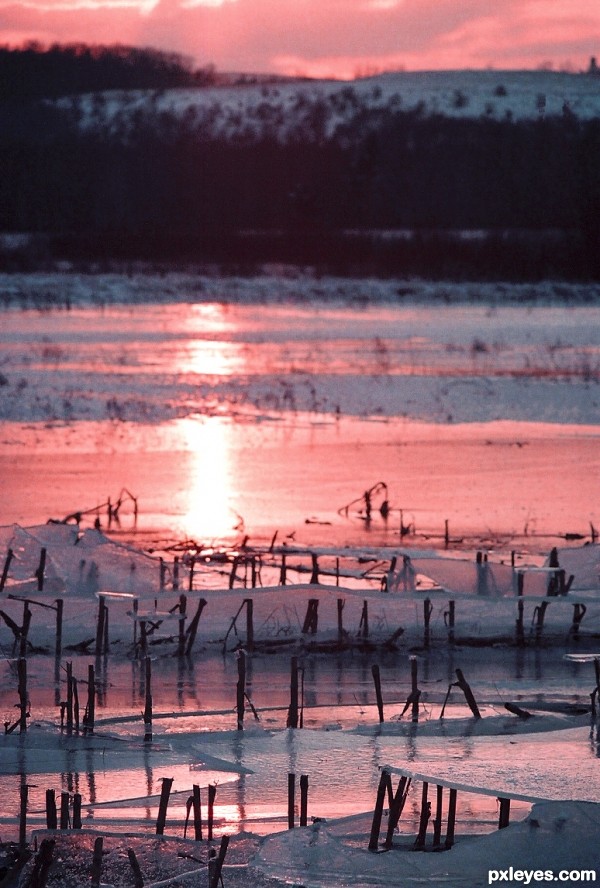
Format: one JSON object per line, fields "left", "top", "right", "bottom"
{"left": 11, "top": 66, "right": 598, "bottom": 274}
{"left": 66, "top": 69, "right": 600, "bottom": 140}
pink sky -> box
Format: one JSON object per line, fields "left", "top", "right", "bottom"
{"left": 0, "top": 0, "right": 598, "bottom": 79}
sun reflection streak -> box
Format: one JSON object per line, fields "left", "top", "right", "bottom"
{"left": 178, "top": 418, "right": 239, "bottom": 541}
{"left": 180, "top": 339, "right": 243, "bottom": 376}
{"left": 173, "top": 306, "right": 249, "bottom": 541}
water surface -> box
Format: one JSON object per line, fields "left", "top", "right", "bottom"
{"left": 1, "top": 282, "right": 599, "bottom": 851}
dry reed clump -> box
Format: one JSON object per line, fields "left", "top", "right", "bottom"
{"left": 18, "top": 834, "right": 202, "bottom": 887}
{"left": 8, "top": 830, "right": 285, "bottom": 888}
{"left": 14, "top": 831, "right": 277, "bottom": 888}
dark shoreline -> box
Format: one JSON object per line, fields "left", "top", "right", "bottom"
{"left": 2, "top": 228, "right": 599, "bottom": 284}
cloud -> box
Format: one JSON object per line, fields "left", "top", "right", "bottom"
{"left": 0, "top": 0, "right": 155, "bottom": 9}
{"left": 428, "top": 1, "right": 600, "bottom": 69}
{"left": 0, "top": 0, "right": 597, "bottom": 76}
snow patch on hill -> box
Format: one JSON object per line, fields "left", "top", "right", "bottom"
{"left": 59, "top": 69, "right": 600, "bottom": 142}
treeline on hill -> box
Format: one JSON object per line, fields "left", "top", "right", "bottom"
{"left": 1, "top": 69, "right": 600, "bottom": 278}
{"left": 0, "top": 42, "right": 217, "bottom": 100}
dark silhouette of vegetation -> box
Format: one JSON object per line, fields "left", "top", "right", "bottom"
{"left": 0, "top": 42, "right": 216, "bottom": 100}
{"left": 1, "top": 53, "right": 600, "bottom": 279}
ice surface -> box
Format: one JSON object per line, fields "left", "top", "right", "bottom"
{"left": 256, "top": 800, "right": 600, "bottom": 887}
{"left": 1, "top": 277, "right": 599, "bottom": 885}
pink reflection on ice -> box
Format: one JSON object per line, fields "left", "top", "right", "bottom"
{"left": 177, "top": 418, "right": 240, "bottom": 541}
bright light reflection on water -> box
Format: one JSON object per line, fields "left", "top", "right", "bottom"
{"left": 1, "top": 296, "right": 600, "bottom": 847}
{"left": 176, "top": 418, "right": 238, "bottom": 540}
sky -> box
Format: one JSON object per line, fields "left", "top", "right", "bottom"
{"left": 0, "top": 0, "right": 599, "bottom": 80}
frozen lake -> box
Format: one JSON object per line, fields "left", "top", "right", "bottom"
{"left": 1, "top": 648, "right": 600, "bottom": 841}
{"left": 1, "top": 272, "right": 599, "bottom": 884}
{"left": 1, "top": 274, "right": 599, "bottom": 549}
